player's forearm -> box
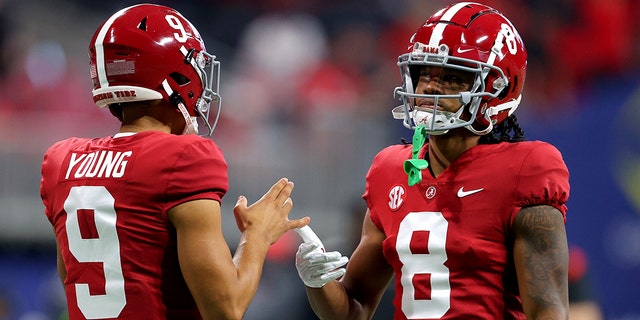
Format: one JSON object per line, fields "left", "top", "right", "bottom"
{"left": 307, "top": 280, "right": 366, "bottom": 320}
{"left": 513, "top": 205, "right": 569, "bottom": 320}
{"left": 522, "top": 285, "right": 568, "bottom": 320}
{"left": 195, "top": 234, "right": 271, "bottom": 320}
{"left": 526, "top": 308, "right": 569, "bottom": 320}
{"left": 229, "top": 234, "right": 271, "bottom": 309}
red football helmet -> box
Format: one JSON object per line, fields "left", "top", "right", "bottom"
{"left": 393, "top": 2, "right": 527, "bottom": 135}
{"left": 89, "top": 4, "right": 221, "bottom": 136}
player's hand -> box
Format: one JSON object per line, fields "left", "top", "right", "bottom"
{"left": 295, "top": 226, "right": 349, "bottom": 288}
{"left": 233, "top": 178, "right": 309, "bottom": 244}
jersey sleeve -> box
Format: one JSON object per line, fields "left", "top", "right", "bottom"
{"left": 40, "top": 138, "right": 81, "bottom": 224}
{"left": 364, "top": 145, "right": 410, "bottom": 231}
{"left": 363, "top": 149, "right": 383, "bottom": 231}
{"left": 164, "top": 138, "right": 228, "bottom": 209}
{"left": 514, "top": 142, "right": 570, "bottom": 218}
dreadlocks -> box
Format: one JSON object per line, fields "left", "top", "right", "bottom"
{"left": 478, "top": 114, "right": 526, "bottom": 144}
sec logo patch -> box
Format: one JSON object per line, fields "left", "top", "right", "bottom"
{"left": 388, "top": 185, "right": 406, "bottom": 211}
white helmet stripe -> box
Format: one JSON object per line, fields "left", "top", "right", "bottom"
{"left": 428, "top": 2, "right": 473, "bottom": 47}
{"left": 427, "top": 2, "right": 496, "bottom": 82}
{"left": 93, "top": 7, "right": 129, "bottom": 88}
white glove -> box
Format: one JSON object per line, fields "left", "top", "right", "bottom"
{"left": 295, "top": 226, "right": 349, "bottom": 288}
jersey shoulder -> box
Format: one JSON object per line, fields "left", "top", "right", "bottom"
{"left": 369, "top": 144, "right": 413, "bottom": 173}
{"left": 131, "top": 132, "right": 229, "bottom": 202}
{"left": 42, "top": 137, "right": 102, "bottom": 174}
{"left": 507, "top": 140, "right": 565, "bottom": 160}
{"left": 497, "top": 141, "right": 570, "bottom": 214}
{"left": 375, "top": 143, "right": 414, "bottom": 160}
{"left": 140, "top": 131, "right": 224, "bottom": 158}
{"left": 502, "top": 140, "right": 569, "bottom": 179}
{"left": 479, "top": 140, "right": 565, "bottom": 164}
{"left": 141, "top": 134, "right": 228, "bottom": 201}
{"left": 44, "top": 137, "right": 95, "bottom": 157}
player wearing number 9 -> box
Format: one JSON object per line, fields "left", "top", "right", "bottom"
{"left": 296, "top": 2, "right": 570, "bottom": 320}
{"left": 40, "top": 4, "right": 309, "bottom": 320}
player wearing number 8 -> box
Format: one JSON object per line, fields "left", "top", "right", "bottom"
{"left": 40, "top": 4, "right": 309, "bottom": 320}
{"left": 295, "top": 2, "right": 570, "bottom": 320}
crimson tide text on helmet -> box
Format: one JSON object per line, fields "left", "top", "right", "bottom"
{"left": 393, "top": 2, "right": 527, "bottom": 135}
{"left": 88, "top": 4, "right": 221, "bottom": 136}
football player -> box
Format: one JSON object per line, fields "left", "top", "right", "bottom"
{"left": 295, "top": 2, "right": 570, "bottom": 319}
{"left": 40, "top": 4, "right": 309, "bottom": 319}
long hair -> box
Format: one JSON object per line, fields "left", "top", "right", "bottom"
{"left": 478, "top": 114, "right": 526, "bottom": 144}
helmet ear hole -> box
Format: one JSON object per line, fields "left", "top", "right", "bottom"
{"left": 510, "top": 76, "right": 519, "bottom": 94}
{"left": 496, "top": 75, "right": 517, "bottom": 100}
{"left": 497, "top": 83, "right": 510, "bottom": 100}
{"left": 170, "top": 72, "right": 190, "bottom": 86}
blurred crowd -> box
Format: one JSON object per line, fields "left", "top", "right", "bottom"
{"left": 0, "top": 0, "right": 638, "bottom": 151}
{"left": 0, "top": 0, "right": 637, "bottom": 318}
{"left": 0, "top": 0, "right": 637, "bottom": 236}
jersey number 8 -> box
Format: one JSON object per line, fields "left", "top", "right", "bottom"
{"left": 396, "top": 211, "right": 451, "bottom": 318}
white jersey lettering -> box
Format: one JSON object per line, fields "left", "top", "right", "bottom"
{"left": 65, "top": 150, "right": 132, "bottom": 179}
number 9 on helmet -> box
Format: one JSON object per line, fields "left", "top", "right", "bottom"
{"left": 88, "top": 4, "right": 221, "bottom": 136}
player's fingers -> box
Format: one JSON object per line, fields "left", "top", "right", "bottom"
{"left": 282, "top": 195, "right": 294, "bottom": 209}
{"left": 308, "top": 257, "right": 349, "bottom": 275}
{"left": 234, "top": 195, "right": 248, "bottom": 210}
{"left": 308, "top": 251, "right": 345, "bottom": 264}
{"left": 320, "top": 268, "right": 346, "bottom": 282}
{"left": 288, "top": 216, "right": 310, "bottom": 230}
{"left": 274, "top": 181, "right": 294, "bottom": 205}
{"left": 327, "top": 257, "right": 349, "bottom": 270}
{"left": 263, "top": 178, "right": 288, "bottom": 202}
{"left": 297, "top": 241, "right": 321, "bottom": 256}
{"left": 295, "top": 225, "right": 323, "bottom": 245}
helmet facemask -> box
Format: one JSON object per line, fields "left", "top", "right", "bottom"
{"left": 167, "top": 47, "right": 221, "bottom": 136}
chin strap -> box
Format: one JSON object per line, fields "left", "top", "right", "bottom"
{"left": 403, "top": 126, "right": 429, "bottom": 186}
{"left": 162, "top": 79, "right": 198, "bottom": 135}
{"left": 177, "top": 103, "right": 199, "bottom": 135}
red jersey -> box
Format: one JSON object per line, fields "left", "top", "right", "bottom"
{"left": 364, "top": 141, "right": 569, "bottom": 320}
{"left": 40, "top": 131, "right": 228, "bottom": 319}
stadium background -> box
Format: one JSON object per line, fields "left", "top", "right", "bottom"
{"left": 0, "top": 0, "right": 638, "bottom": 318}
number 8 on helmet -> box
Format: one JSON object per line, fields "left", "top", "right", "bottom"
{"left": 393, "top": 2, "right": 527, "bottom": 136}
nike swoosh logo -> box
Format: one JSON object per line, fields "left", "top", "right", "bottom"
{"left": 457, "top": 187, "right": 484, "bottom": 198}
{"left": 456, "top": 47, "right": 474, "bottom": 54}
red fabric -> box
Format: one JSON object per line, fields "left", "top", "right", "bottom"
{"left": 41, "top": 131, "right": 228, "bottom": 319}
{"left": 364, "top": 141, "right": 570, "bottom": 319}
